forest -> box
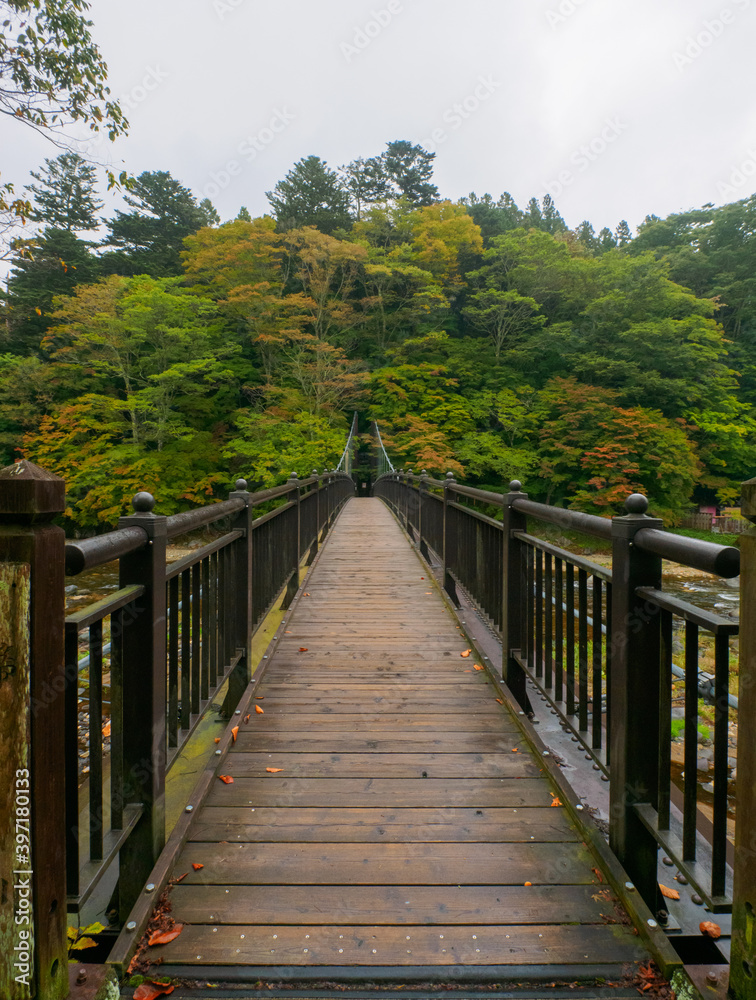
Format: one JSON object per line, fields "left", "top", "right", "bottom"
{"left": 2, "top": 140, "right": 755, "bottom": 531}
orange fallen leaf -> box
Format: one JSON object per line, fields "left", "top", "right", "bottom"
{"left": 550, "top": 797, "right": 562, "bottom": 807}
{"left": 700, "top": 920, "right": 721, "bottom": 939}
{"left": 511, "top": 748, "right": 519, "bottom": 753}
{"left": 134, "top": 983, "right": 175, "bottom": 1000}
{"left": 266, "top": 767, "right": 283, "bottom": 773}
{"left": 285, "top": 630, "right": 292, "bottom": 633}
{"left": 496, "top": 698, "right": 504, "bottom": 705}
{"left": 592, "top": 867, "right": 605, "bottom": 883}
{"left": 102, "top": 720, "right": 112, "bottom": 738}
{"left": 231, "top": 726, "right": 239, "bottom": 743}
{"left": 214, "top": 737, "right": 221, "bottom": 744}
{"left": 461, "top": 650, "right": 471, "bottom": 658}
{"left": 474, "top": 664, "right": 483, "bottom": 671}
{"left": 299, "top": 647, "right": 308, "bottom": 652}
{"left": 255, "top": 704, "right": 264, "bottom": 714}
{"left": 303, "top": 592, "right": 310, "bottom": 596}
{"left": 256, "top": 695, "right": 265, "bottom": 700}
{"left": 659, "top": 884, "right": 680, "bottom": 900}
{"left": 524, "top": 881, "right": 532, "bottom": 886}
{"left": 425, "top": 592, "right": 432, "bottom": 595}
{"left": 192, "top": 863, "right": 204, "bottom": 871}
{"left": 244, "top": 714, "right": 251, "bottom": 723}
{"left": 218, "top": 775, "right": 234, "bottom": 784}
{"left": 148, "top": 926, "right": 183, "bottom": 946}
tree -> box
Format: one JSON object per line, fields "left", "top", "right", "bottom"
{"left": 3, "top": 227, "right": 101, "bottom": 354}
{"left": 615, "top": 220, "right": 632, "bottom": 247}
{"left": 101, "top": 171, "right": 216, "bottom": 276}
{"left": 460, "top": 192, "right": 524, "bottom": 245}
{"left": 266, "top": 156, "right": 352, "bottom": 235}
{"left": 339, "top": 156, "right": 391, "bottom": 220}
{"left": 541, "top": 194, "right": 568, "bottom": 235}
{"left": 236, "top": 206, "right": 252, "bottom": 222}
{"left": 26, "top": 152, "right": 102, "bottom": 230}
{"left": 381, "top": 141, "right": 438, "bottom": 205}
{"left": 463, "top": 288, "right": 545, "bottom": 358}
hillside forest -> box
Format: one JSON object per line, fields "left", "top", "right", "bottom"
{"left": 2, "top": 141, "right": 755, "bottom": 531}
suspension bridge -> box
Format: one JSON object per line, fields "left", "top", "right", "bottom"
{"left": 0, "top": 416, "right": 753, "bottom": 1000}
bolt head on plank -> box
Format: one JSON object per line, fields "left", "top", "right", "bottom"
{"left": 0, "top": 460, "right": 65, "bottom": 522}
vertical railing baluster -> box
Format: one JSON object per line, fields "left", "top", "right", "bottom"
{"left": 201, "top": 556, "right": 210, "bottom": 700}
{"left": 578, "top": 569, "right": 588, "bottom": 733}
{"left": 208, "top": 551, "right": 218, "bottom": 689}
{"left": 605, "top": 581, "right": 612, "bottom": 766}
{"left": 110, "top": 608, "right": 124, "bottom": 830}
{"left": 168, "top": 575, "right": 179, "bottom": 747}
{"left": 535, "top": 549, "right": 543, "bottom": 678}
{"left": 545, "top": 552, "right": 553, "bottom": 691}
{"left": 566, "top": 563, "right": 576, "bottom": 717}
{"left": 683, "top": 620, "right": 699, "bottom": 861}
{"left": 502, "top": 482, "right": 530, "bottom": 711}
{"left": 181, "top": 569, "right": 191, "bottom": 730}
{"left": 657, "top": 609, "right": 673, "bottom": 831}
{"left": 711, "top": 630, "right": 730, "bottom": 901}
{"left": 89, "top": 620, "right": 103, "bottom": 861}
{"left": 592, "top": 577, "right": 603, "bottom": 751}
{"left": 65, "top": 623, "right": 81, "bottom": 898}
{"left": 555, "top": 559, "right": 564, "bottom": 703}
{"left": 191, "top": 562, "right": 201, "bottom": 713}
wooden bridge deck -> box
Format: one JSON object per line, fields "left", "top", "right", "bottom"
{"left": 145, "top": 498, "right": 649, "bottom": 981}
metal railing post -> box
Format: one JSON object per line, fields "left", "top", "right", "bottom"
{"left": 502, "top": 480, "right": 532, "bottom": 713}
{"left": 608, "top": 493, "right": 663, "bottom": 912}
{"left": 310, "top": 470, "right": 320, "bottom": 562}
{"left": 117, "top": 491, "right": 168, "bottom": 922}
{"left": 223, "top": 480, "right": 252, "bottom": 717}
{"left": 443, "top": 472, "right": 460, "bottom": 605}
{"left": 281, "top": 474, "right": 300, "bottom": 610}
{"left": 0, "top": 461, "right": 68, "bottom": 1000}
{"left": 731, "top": 475, "right": 756, "bottom": 999}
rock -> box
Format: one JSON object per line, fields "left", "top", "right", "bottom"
{"left": 671, "top": 708, "right": 685, "bottom": 720}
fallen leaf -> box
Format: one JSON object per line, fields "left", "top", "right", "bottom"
{"left": 192, "top": 863, "right": 204, "bottom": 871}
{"left": 496, "top": 698, "right": 504, "bottom": 705}
{"left": 511, "top": 748, "right": 519, "bottom": 753}
{"left": 524, "top": 881, "right": 532, "bottom": 886}
{"left": 299, "top": 647, "right": 308, "bottom": 652}
{"left": 303, "top": 592, "right": 311, "bottom": 596}
{"left": 425, "top": 592, "right": 432, "bottom": 595}
{"left": 148, "top": 926, "right": 183, "bottom": 946}
{"left": 244, "top": 714, "right": 251, "bottom": 723}
{"left": 255, "top": 704, "right": 264, "bottom": 714}
{"left": 214, "top": 738, "right": 221, "bottom": 744}
{"left": 231, "top": 726, "right": 239, "bottom": 743}
{"left": 102, "top": 720, "right": 112, "bottom": 738}
{"left": 172, "top": 872, "right": 188, "bottom": 884}
{"left": 266, "top": 767, "right": 283, "bottom": 773}
{"left": 461, "top": 650, "right": 471, "bottom": 658}
{"left": 659, "top": 884, "right": 680, "bottom": 900}
{"left": 474, "top": 664, "right": 483, "bottom": 671}
{"left": 285, "top": 630, "right": 292, "bottom": 633}
{"left": 592, "top": 867, "right": 605, "bottom": 884}
{"left": 700, "top": 920, "right": 721, "bottom": 939}
{"left": 550, "top": 797, "right": 562, "bottom": 807}
{"left": 256, "top": 695, "right": 265, "bottom": 700}
{"left": 134, "top": 983, "right": 176, "bottom": 1000}
{"left": 218, "top": 775, "right": 234, "bottom": 784}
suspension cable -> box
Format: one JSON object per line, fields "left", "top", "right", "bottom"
{"left": 374, "top": 421, "right": 395, "bottom": 478}
{"left": 336, "top": 412, "right": 359, "bottom": 474}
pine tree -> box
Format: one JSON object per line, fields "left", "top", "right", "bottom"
{"left": 236, "top": 206, "right": 252, "bottom": 222}
{"left": 381, "top": 141, "right": 438, "bottom": 205}
{"left": 615, "top": 220, "right": 633, "bottom": 247}
{"left": 26, "top": 152, "right": 103, "bottom": 231}
{"left": 266, "top": 156, "right": 352, "bottom": 235}
{"left": 540, "top": 194, "right": 568, "bottom": 235}
{"left": 100, "top": 171, "right": 214, "bottom": 276}
{"left": 339, "top": 156, "right": 392, "bottom": 220}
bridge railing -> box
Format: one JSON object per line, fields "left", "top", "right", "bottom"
{"left": 0, "top": 461, "right": 354, "bottom": 998}
{"left": 374, "top": 470, "right": 755, "bottom": 987}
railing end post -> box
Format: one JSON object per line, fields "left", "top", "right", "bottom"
{"left": 502, "top": 479, "right": 531, "bottom": 713}
{"left": 731, "top": 476, "right": 756, "bottom": 1000}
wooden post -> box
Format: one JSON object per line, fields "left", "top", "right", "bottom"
{"left": 731, "top": 475, "right": 756, "bottom": 999}
{"left": 0, "top": 461, "right": 68, "bottom": 1000}
{"left": 116, "top": 492, "right": 167, "bottom": 923}
{"left": 502, "top": 480, "right": 532, "bottom": 713}
{"left": 609, "top": 493, "right": 663, "bottom": 912}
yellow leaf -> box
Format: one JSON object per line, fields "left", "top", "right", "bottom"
{"left": 660, "top": 884, "right": 680, "bottom": 900}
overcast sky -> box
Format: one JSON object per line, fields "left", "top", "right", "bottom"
{"left": 4, "top": 0, "right": 756, "bottom": 239}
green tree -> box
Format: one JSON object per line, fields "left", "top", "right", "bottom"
{"left": 266, "top": 156, "right": 352, "bottom": 235}
{"left": 101, "top": 171, "right": 216, "bottom": 276}
{"left": 460, "top": 192, "right": 524, "bottom": 245}
{"left": 463, "top": 288, "right": 545, "bottom": 358}
{"left": 381, "top": 141, "right": 438, "bottom": 205}
{"left": 339, "top": 156, "right": 392, "bottom": 220}
{"left": 26, "top": 152, "right": 102, "bottom": 230}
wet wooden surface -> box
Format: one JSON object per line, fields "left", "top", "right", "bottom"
{"left": 148, "top": 498, "right": 647, "bottom": 973}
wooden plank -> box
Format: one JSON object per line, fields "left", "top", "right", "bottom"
{"left": 219, "top": 752, "right": 541, "bottom": 778}
{"left": 237, "top": 716, "right": 519, "bottom": 732}
{"left": 189, "top": 805, "right": 578, "bottom": 843}
{"left": 170, "top": 841, "right": 596, "bottom": 885}
{"left": 204, "top": 777, "right": 552, "bottom": 808}
{"left": 148, "top": 922, "right": 644, "bottom": 967}
{"left": 168, "top": 883, "right": 615, "bottom": 925}
{"left": 230, "top": 734, "right": 522, "bottom": 752}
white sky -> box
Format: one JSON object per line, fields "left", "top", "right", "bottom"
{"left": 3, "top": 0, "right": 756, "bottom": 242}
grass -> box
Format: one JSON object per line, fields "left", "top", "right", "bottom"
{"left": 668, "top": 527, "right": 741, "bottom": 548}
